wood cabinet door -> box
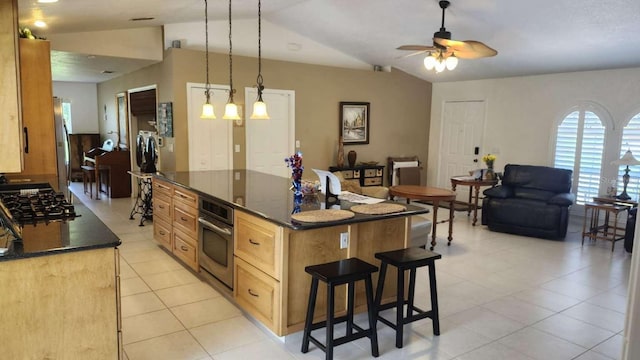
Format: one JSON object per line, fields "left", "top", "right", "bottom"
{"left": 19, "top": 39, "right": 57, "bottom": 176}
{"left": 0, "top": 0, "right": 22, "bottom": 172}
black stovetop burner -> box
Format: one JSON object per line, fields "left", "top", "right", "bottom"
{"left": 0, "top": 188, "right": 78, "bottom": 226}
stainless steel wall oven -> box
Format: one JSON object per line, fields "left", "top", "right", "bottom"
{"left": 198, "top": 197, "right": 234, "bottom": 290}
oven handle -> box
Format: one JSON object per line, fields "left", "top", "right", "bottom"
{"left": 198, "top": 217, "right": 232, "bottom": 236}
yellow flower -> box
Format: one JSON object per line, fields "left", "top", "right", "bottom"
{"left": 482, "top": 154, "right": 496, "bottom": 163}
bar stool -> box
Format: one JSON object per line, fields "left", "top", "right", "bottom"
{"left": 374, "top": 247, "right": 442, "bottom": 348}
{"left": 301, "top": 258, "right": 379, "bottom": 360}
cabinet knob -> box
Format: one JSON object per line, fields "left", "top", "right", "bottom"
{"left": 180, "top": 245, "right": 188, "bottom": 251}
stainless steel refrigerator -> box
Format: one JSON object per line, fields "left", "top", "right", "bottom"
{"left": 53, "top": 97, "right": 69, "bottom": 188}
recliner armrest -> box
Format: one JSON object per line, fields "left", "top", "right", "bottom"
{"left": 483, "top": 186, "right": 513, "bottom": 199}
{"left": 547, "top": 193, "right": 575, "bottom": 206}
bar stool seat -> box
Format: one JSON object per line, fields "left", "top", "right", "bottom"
{"left": 374, "top": 247, "right": 442, "bottom": 348}
{"left": 301, "top": 258, "right": 379, "bottom": 360}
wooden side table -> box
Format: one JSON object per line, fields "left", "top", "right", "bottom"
{"left": 450, "top": 176, "right": 498, "bottom": 226}
{"left": 582, "top": 202, "right": 628, "bottom": 251}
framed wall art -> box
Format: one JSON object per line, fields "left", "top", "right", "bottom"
{"left": 339, "top": 101, "right": 370, "bottom": 145}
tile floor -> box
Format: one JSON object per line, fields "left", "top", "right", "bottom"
{"left": 69, "top": 183, "right": 632, "bottom": 360}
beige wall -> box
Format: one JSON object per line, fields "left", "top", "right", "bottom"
{"left": 98, "top": 48, "right": 432, "bottom": 184}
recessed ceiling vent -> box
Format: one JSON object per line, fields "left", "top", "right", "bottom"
{"left": 130, "top": 17, "right": 155, "bottom": 22}
{"left": 101, "top": 70, "right": 115, "bottom": 74}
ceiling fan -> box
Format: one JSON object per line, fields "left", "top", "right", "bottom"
{"left": 397, "top": 0, "right": 497, "bottom": 72}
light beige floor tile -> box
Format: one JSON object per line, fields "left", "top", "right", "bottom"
{"left": 591, "top": 334, "right": 623, "bottom": 360}
{"left": 119, "top": 240, "right": 163, "bottom": 255}
{"left": 171, "top": 297, "right": 241, "bottom": 328}
{"left": 121, "top": 292, "right": 166, "bottom": 318}
{"left": 572, "top": 350, "right": 615, "bottom": 360}
{"left": 120, "top": 276, "right": 152, "bottom": 297}
{"left": 140, "top": 268, "right": 201, "bottom": 290}
{"left": 212, "top": 339, "right": 295, "bottom": 360}
{"left": 532, "top": 313, "right": 615, "bottom": 348}
{"left": 498, "top": 327, "right": 587, "bottom": 360}
{"left": 561, "top": 303, "right": 626, "bottom": 333}
{"left": 155, "top": 282, "right": 221, "bottom": 307}
{"left": 540, "top": 279, "right": 603, "bottom": 301}
{"left": 120, "top": 246, "right": 172, "bottom": 264}
{"left": 119, "top": 260, "right": 139, "bottom": 280}
{"left": 456, "top": 342, "right": 536, "bottom": 360}
{"left": 481, "top": 296, "right": 555, "bottom": 325}
{"left": 413, "top": 323, "right": 493, "bottom": 358}
{"left": 124, "top": 330, "right": 209, "bottom": 360}
{"left": 512, "top": 287, "right": 583, "bottom": 312}
{"left": 122, "top": 309, "right": 185, "bottom": 344}
{"left": 130, "top": 257, "right": 185, "bottom": 276}
{"left": 444, "top": 306, "right": 526, "bottom": 340}
{"left": 586, "top": 292, "right": 628, "bottom": 314}
{"left": 189, "top": 316, "right": 267, "bottom": 355}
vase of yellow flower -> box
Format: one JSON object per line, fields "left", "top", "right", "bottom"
{"left": 482, "top": 154, "right": 497, "bottom": 180}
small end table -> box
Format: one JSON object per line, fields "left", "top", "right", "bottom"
{"left": 450, "top": 176, "right": 498, "bottom": 226}
{"left": 582, "top": 202, "right": 628, "bottom": 251}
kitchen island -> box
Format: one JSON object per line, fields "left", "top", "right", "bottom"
{"left": 0, "top": 180, "right": 122, "bottom": 359}
{"left": 154, "top": 170, "right": 429, "bottom": 336}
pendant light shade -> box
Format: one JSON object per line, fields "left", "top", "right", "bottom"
{"left": 200, "top": 0, "right": 216, "bottom": 119}
{"left": 222, "top": 0, "right": 241, "bottom": 120}
{"left": 250, "top": 0, "right": 269, "bottom": 120}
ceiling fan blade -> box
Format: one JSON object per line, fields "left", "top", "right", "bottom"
{"left": 396, "top": 50, "right": 430, "bottom": 59}
{"left": 434, "top": 38, "right": 498, "bottom": 59}
{"left": 396, "top": 45, "right": 437, "bottom": 51}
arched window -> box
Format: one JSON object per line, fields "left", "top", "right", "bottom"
{"left": 554, "top": 109, "right": 606, "bottom": 205}
{"left": 619, "top": 113, "right": 640, "bottom": 201}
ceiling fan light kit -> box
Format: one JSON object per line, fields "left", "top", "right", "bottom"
{"left": 398, "top": 0, "right": 497, "bottom": 74}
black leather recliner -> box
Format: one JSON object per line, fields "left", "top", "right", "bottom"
{"left": 482, "top": 164, "right": 575, "bottom": 239}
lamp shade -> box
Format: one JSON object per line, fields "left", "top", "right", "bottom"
{"left": 223, "top": 102, "right": 241, "bottom": 120}
{"left": 612, "top": 150, "right": 640, "bottom": 166}
{"left": 250, "top": 101, "right": 269, "bottom": 119}
{"left": 201, "top": 103, "right": 216, "bottom": 119}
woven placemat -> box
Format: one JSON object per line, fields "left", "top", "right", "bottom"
{"left": 350, "top": 203, "right": 407, "bottom": 215}
{"left": 291, "top": 209, "right": 355, "bottom": 223}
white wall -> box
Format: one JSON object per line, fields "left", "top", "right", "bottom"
{"left": 427, "top": 67, "right": 640, "bottom": 190}
{"left": 52, "top": 81, "right": 99, "bottom": 134}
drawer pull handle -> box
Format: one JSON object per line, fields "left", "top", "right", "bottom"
{"left": 159, "top": 205, "right": 165, "bottom": 209}
{"left": 181, "top": 216, "right": 188, "bottom": 221}
{"left": 249, "top": 239, "right": 260, "bottom": 246}
{"left": 180, "top": 245, "right": 188, "bottom": 251}
{"left": 159, "top": 231, "right": 165, "bottom": 235}
{"left": 248, "top": 289, "right": 259, "bottom": 297}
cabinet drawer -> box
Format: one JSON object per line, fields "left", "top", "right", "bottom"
{"left": 364, "top": 169, "right": 378, "bottom": 177}
{"left": 173, "top": 187, "right": 198, "bottom": 209}
{"left": 173, "top": 202, "right": 198, "bottom": 238}
{"left": 153, "top": 179, "right": 172, "bottom": 197}
{"left": 153, "top": 217, "right": 172, "bottom": 249}
{"left": 173, "top": 229, "right": 198, "bottom": 271}
{"left": 364, "top": 177, "right": 382, "bottom": 186}
{"left": 235, "top": 211, "right": 281, "bottom": 279}
{"left": 153, "top": 195, "right": 171, "bottom": 221}
{"left": 341, "top": 170, "right": 354, "bottom": 179}
{"left": 234, "top": 257, "right": 280, "bottom": 333}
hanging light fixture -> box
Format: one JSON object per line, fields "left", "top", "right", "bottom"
{"left": 223, "top": 0, "right": 240, "bottom": 120}
{"left": 424, "top": 50, "right": 457, "bottom": 73}
{"left": 200, "top": 0, "right": 216, "bottom": 119}
{"left": 250, "top": 0, "right": 269, "bottom": 120}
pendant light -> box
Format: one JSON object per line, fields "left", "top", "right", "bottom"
{"left": 223, "top": 0, "right": 240, "bottom": 120}
{"left": 200, "top": 0, "right": 216, "bottom": 119}
{"left": 250, "top": 0, "right": 269, "bottom": 119}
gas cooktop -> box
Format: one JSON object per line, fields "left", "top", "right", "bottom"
{"left": 0, "top": 188, "right": 78, "bottom": 226}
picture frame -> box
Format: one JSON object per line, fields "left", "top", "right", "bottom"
{"left": 339, "top": 101, "right": 370, "bottom": 145}
{"left": 157, "top": 102, "right": 174, "bottom": 137}
{"left": 116, "top": 92, "right": 129, "bottom": 149}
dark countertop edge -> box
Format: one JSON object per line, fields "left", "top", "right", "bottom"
{"left": 0, "top": 241, "right": 120, "bottom": 262}
{"left": 153, "top": 172, "right": 430, "bottom": 230}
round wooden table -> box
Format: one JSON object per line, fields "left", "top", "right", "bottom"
{"left": 389, "top": 185, "right": 457, "bottom": 250}
{"left": 450, "top": 176, "right": 498, "bottom": 226}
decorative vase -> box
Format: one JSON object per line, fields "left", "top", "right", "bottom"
{"left": 337, "top": 136, "right": 345, "bottom": 168}
{"left": 484, "top": 166, "right": 495, "bottom": 180}
{"left": 347, "top": 150, "right": 357, "bottom": 168}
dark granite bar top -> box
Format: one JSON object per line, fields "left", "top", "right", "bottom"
{"left": 155, "top": 170, "right": 429, "bottom": 230}
{"left": 0, "top": 180, "right": 121, "bottom": 261}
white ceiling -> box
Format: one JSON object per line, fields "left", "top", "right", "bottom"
{"left": 18, "top": 0, "right": 640, "bottom": 83}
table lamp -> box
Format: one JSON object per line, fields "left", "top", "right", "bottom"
{"left": 612, "top": 150, "right": 640, "bottom": 200}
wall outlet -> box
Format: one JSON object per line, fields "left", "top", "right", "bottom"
{"left": 340, "top": 232, "right": 349, "bottom": 249}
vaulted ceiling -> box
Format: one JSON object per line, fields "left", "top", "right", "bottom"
{"left": 17, "top": 0, "right": 640, "bottom": 83}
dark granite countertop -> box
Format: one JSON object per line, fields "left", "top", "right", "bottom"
{"left": 155, "top": 170, "right": 429, "bottom": 230}
{"left": 0, "top": 180, "right": 121, "bottom": 261}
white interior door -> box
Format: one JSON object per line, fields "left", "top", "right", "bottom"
{"left": 187, "top": 83, "right": 233, "bottom": 171}
{"left": 437, "top": 100, "right": 486, "bottom": 193}
{"left": 244, "top": 88, "right": 295, "bottom": 177}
